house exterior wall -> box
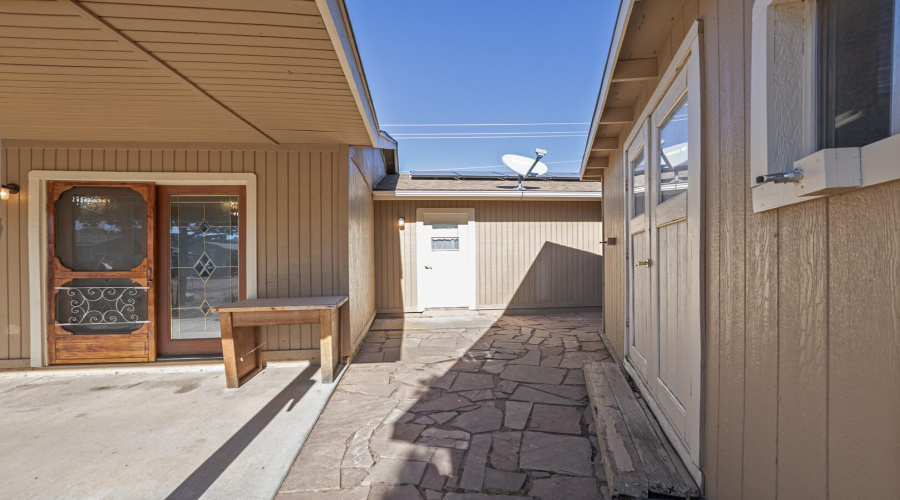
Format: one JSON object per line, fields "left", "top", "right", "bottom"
{"left": 374, "top": 199, "right": 603, "bottom": 313}
{"left": 599, "top": 0, "right": 900, "bottom": 497}
{"left": 0, "top": 144, "right": 358, "bottom": 365}
{"left": 347, "top": 147, "right": 384, "bottom": 355}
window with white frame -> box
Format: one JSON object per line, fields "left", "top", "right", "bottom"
{"left": 751, "top": 0, "right": 900, "bottom": 212}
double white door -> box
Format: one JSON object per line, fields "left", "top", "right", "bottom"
{"left": 625, "top": 45, "right": 702, "bottom": 474}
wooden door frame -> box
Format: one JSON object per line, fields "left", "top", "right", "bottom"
{"left": 619, "top": 22, "right": 704, "bottom": 484}
{"left": 155, "top": 185, "right": 247, "bottom": 357}
{"left": 47, "top": 181, "right": 156, "bottom": 364}
{"left": 28, "top": 171, "right": 257, "bottom": 367}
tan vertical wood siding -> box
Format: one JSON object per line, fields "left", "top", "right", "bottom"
{"left": 374, "top": 200, "right": 602, "bottom": 312}
{"left": 600, "top": 0, "right": 900, "bottom": 496}
{"left": 0, "top": 145, "right": 351, "bottom": 360}
{"left": 347, "top": 148, "right": 380, "bottom": 354}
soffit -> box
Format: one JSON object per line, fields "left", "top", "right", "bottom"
{"left": 0, "top": 0, "right": 374, "bottom": 145}
{"left": 580, "top": 0, "right": 686, "bottom": 181}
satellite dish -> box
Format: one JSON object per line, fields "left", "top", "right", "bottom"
{"left": 502, "top": 148, "right": 548, "bottom": 190}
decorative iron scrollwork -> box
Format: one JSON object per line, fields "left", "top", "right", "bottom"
{"left": 54, "top": 286, "right": 150, "bottom": 327}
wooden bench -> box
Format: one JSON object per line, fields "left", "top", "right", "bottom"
{"left": 213, "top": 296, "right": 348, "bottom": 388}
{"left": 584, "top": 361, "right": 700, "bottom": 499}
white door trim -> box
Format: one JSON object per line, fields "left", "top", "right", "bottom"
{"left": 620, "top": 21, "right": 704, "bottom": 486}
{"left": 27, "top": 170, "right": 258, "bottom": 367}
{"left": 414, "top": 207, "right": 476, "bottom": 311}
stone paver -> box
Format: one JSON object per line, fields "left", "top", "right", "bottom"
{"left": 278, "top": 311, "right": 608, "bottom": 498}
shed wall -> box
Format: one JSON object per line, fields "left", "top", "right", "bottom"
{"left": 0, "top": 145, "right": 351, "bottom": 364}
{"left": 599, "top": 0, "right": 900, "bottom": 497}
{"left": 374, "top": 199, "right": 602, "bottom": 313}
{"left": 347, "top": 147, "right": 383, "bottom": 355}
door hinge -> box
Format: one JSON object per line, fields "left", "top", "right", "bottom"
{"left": 626, "top": 318, "right": 630, "bottom": 327}
{"left": 625, "top": 180, "right": 629, "bottom": 191}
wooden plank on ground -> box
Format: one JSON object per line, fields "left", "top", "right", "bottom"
{"left": 584, "top": 361, "right": 648, "bottom": 498}
{"left": 585, "top": 361, "right": 700, "bottom": 499}
{"left": 601, "top": 362, "right": 699, "bottom": 498}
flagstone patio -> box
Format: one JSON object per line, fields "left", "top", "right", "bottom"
{"left": 277, "top": 310, "right": 611, "bottom": 499}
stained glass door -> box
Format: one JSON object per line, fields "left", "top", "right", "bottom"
{"left": 48, "top": 182, "right": 156, "bottom": 364}
{"left": 156, "top": 186, "right": 246, "bottom": 356}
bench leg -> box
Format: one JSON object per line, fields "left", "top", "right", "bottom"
{"left": 219, "top": 312, "right": 240, "bottom": 388}
{"left": 319, "top": 308, "right": 340, "bottom": 383}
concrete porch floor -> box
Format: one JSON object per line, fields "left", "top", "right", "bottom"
{"left": 278, "top": 310, "right": 611, "bottom": 500}
{"left": 0, "top": 361, "right": 338, "bottom": 499}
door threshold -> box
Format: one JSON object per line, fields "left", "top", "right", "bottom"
{"left": 156, "top": 354, "right": 223, "bottom": 362}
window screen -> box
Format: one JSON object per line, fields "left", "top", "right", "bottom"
{"left": 817, "top": 0, "right": 896, "bottom": 148}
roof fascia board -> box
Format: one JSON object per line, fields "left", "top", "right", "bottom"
{"left": 316, "top": 0, "right": 380, "bottom": 147}
{"left": 373, "top": 191, "right": 602, "bottom": 201}
{"left": 579, "top": 0, "right": 637, "bottom": 178}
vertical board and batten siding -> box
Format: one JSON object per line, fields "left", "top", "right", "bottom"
{"left": 374, "top": 200, "right": 602, "bottom": 313}
{"left": 0, "top": 145, "right": 353, "bottom": 361}
{"left": 600, "top": 0, "right": 900, "bottom": 497}
{"left": 347, "top": 147, "right": 382, "bottom": 354}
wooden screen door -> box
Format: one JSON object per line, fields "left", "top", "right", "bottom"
{"left": 625, "top": 43, "right": 703, "bottom": 471}
{"left": 48, "top": 182, "right": 156, "bottom": 364}
{"left": 156, "top": 186, "right": 246, "bottom": 356}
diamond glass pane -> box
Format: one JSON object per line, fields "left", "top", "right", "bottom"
{"left": 170, "top": 195, "right": 239, "bottom": 340}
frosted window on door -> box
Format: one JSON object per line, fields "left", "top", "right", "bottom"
{"left": 432, "top": 237, "right": 460, "bottom": 251}
{"left": 169, "top": 195, "right": 240, "bottom": 340}
{"left": 659, "top": 96, "right": 690, "bottom": 203}
{"left": 632, "top": 149, "right": 646, "bottom": 217}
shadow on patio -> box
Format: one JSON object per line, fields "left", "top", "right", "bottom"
{"left": 278, "top": 243, "right": 611, "bottom": 499}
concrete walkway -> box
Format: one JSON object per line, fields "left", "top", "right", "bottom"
{"left": 0, "top": 361, "right": 337, "bottom": 499}
{"left": 278, "top": 310, "right": 611, "bottom": 499}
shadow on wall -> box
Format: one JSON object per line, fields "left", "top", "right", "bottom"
{"left": 503, "top": 241, "right": 602, "bottom": 311}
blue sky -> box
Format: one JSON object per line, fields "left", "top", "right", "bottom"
{"left": 345, "top": 1, "right": 618, "bottom": 174}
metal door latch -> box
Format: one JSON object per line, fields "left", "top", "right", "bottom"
{"left": 424, "top": 265, "right": 432, "bottom": 269}
{"left": 636, "top": 259, "right": 651, "bottom": 267}
{"left": 756, "top": 169, "right": 803, "bottom": 184}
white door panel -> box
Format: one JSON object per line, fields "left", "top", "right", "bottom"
{"left": 623, "top": 29, "right": 703, "bottom": 478}
{"left": 416, "top": 209, "right": 475, "bottom": 310}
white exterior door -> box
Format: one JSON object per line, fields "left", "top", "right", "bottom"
{"left": 623, "top": 28, "right": 703, "bottom": 479}
{"left": 417, "top": 209, "right": 475, "bottom": 310}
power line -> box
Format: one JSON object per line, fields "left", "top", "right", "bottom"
{"left": 382, "top": 122, "right": 590, "bottom": 127}
{"left": 442, "top": 160, "right": 581, "bottom": 170}
{"left": 391, "top": 131, "right": 587, "bottom": 137}
{"left": 394, "top": 134, "right": 587, "bottom": 140}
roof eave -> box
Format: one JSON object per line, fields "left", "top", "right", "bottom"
{"left": 579, "top": 0, "right": 636, "bottom": 179}
{"left": 316, "top": 0, "right": 381, "bottom": 147}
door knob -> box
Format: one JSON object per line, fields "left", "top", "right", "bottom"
{"left": 635, "top": 260, "right": 651, "bottom": 267}
{"left": 424, "top": 265, "right": 432, "bottom": 269}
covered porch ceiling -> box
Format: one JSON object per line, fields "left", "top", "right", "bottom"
{"left": 0, "top": 0, "right": 382, "bottom": 146}
{"left": 580, "top": 0, "right": 688, "bottom": 181}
